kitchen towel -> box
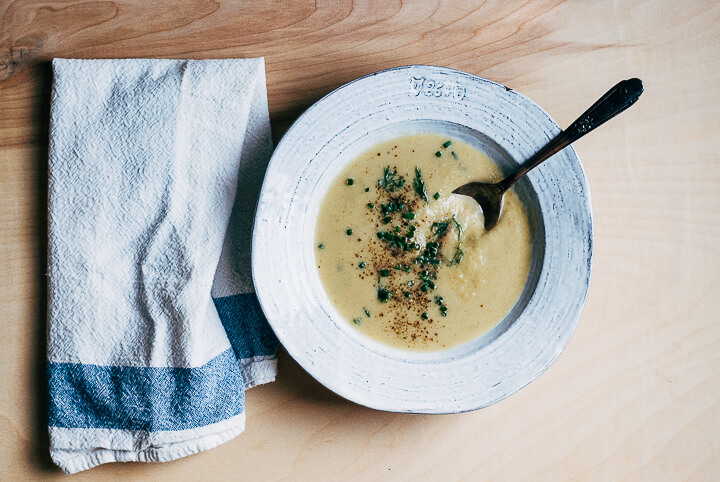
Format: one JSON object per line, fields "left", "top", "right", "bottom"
{"left": 47, "top": 58, "right": 279, "bottom": 474}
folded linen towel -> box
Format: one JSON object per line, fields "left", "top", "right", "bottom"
{"left": 47, "top": 58, "right": 279, "bottom": 474}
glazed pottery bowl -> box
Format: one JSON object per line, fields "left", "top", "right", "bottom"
{"left": 251, "top": 65, "right": 592, "bottom": 413}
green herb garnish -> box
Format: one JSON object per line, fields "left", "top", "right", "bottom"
{"left": 367, "top": 202, "right": 375, "bottom": 209}
{"left": 421, "top": 312, "right": 429, "bottom": 319}
{"left": 448, "top": 215, "right": 464, "bottom": 266}
{"left": 317, "top": 243, "right": 324, "bottom": 249}
{"left": 415, "top": 240, "right": 440, "bottom": 266}
{"left": 346, "top": 228, "right": 353, "bottom": 235}
{"left": 435, "top": 151, "right": 442, "bottom": 158}
{"left": 449, "top": 245, "right": 464, "bottom": 266}
{"left": 346, "top": 178, "right": 354, "bottom": 185}
{"left": 413, "top": 167, "right": 428, "bottom": 203}
{"left": 353, "top": 318, "right": 361, "bottom": 324}
{"left": 417, "top": 269, "right": 437, "bottom": 292}
{"left": 452, "top": 215, "right": 463, "bottom": 236}
{"left": 442, "top": 140, "right": 452, "bottom": 148}
{"left": 378, "top": 166, "right": 404, "bottom": 192}
{"left": 431, "top": 221, "right": 450, "bottom": 238}
{"left": 376, "top": 230, "right": 416, "bottom": 252}
{"left": 381, "top": 200, "right": 404, "bottom": 213}
{"left": 377, "top": 287, "right": 392, "bottom": 302}
{"left": 359, "top": 261, "right": 366, "bottom": 268}
{"left": 433, "top": 192, "right": 440, "bottom": 200}
{"left": 380, "top": 269, "right": 390, "bottom": 277}
{"left": 451, "top": 151, "right": 458, "bottom": 160}
{"left": 402, "top": 212, "right": 415, "bottom": 220}
{"left": 365, "top": 309, "right": 371, "bottom": 317}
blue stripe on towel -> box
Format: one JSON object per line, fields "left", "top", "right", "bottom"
{"left": 213, "top": 292, "right": 279, "bottom": 360}
{"left": 48, "top": 349, "right": 244, "bottom": 431}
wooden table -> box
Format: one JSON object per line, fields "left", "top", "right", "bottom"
{"left": 2, "top": 1, "right": 718, "bottom": 479}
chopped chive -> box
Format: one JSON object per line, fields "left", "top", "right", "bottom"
{"left": 377, "top": 287, "right": 392, "bottom": 302}
{"left": 382, "top": 216, "right": 391, "bottom": 224}
{"left": 404, "top": 291, "right": 411, "bottom": 297}
{"left": 402, "top": 212, "right": 415, "bottom": 220}
{"left": 353, "top": 318, "right": 360, "bottom": 324}
{"left": 346, "top": 178, "right": 354, "bottom": 185}
{"left": 318, "top": 243, "right": 324, "bottom": 249}
{"left": 365, "top": 187, "right": 370, "bottom": 192}
{"left": 421, "top": 312, "right": 429, "bottom": 319}
{"left": 395, "top": 226, "right": 401, "bottom": 232}
{"left": 405, "top": 266, "right": 411, "bottom": 272}
{"left": 451, "top": 151, "right": 458, "bottom": 160}
{"left": 435, "top": 151, "right": 442, "bottom": 158}
{"left": 359, "top": 261, "right": 366, "bottom": 268}
{"left": 367, "top": 202, "right": 375, "bottom": 209}
{"left": 433, "top": 192, "right": 440, "bottom": 200}
{"left": 346, "top": 228, "right": 353, "bottom": 235}
{"left": 365, "top": 309, "right": 371, "bottom": 317}
{"left": 443, "top": 140, "right": 452, "bottom": 148}
{"left": 380, "top": 269, "right": 390, "bottom": 277}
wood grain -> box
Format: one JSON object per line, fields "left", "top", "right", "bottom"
{"left": 2, "top": 0, "right": 719, "bottom": 480}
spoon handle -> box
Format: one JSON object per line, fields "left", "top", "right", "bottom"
{"left": 497, "top": 78, "right": 644, "bottom": 193}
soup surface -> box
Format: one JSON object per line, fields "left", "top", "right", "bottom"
{"left": 315, "top": 133, "right": 532, "bottom": 351}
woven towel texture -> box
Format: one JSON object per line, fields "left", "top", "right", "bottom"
{"left": 47, "top": 58, "right": 278, "bottom": 474}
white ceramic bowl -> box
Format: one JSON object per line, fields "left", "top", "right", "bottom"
{"left": 252, "top": 65, "right": 592, "bottom": 413}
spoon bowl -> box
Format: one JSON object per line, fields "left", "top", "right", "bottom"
{"left": 453, "top": 181, "right": 505, "bottom": 231}
{"left": 453, "top": 78, "right": 644, "bottom": 230}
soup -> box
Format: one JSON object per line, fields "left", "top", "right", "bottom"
{"left": 315, "top": 133, "right": 532, "bottom": 351}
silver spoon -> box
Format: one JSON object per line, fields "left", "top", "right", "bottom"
{"left": 452, "top": 78, "right": 644, "bottom": 230}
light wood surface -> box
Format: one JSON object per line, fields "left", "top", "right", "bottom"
{"left": 1, "top": 0, "right": 719, "bottom": 480}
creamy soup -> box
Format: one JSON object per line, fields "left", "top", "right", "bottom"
{"left": 315, "top": 133, "right": 532, "bottom": 351}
